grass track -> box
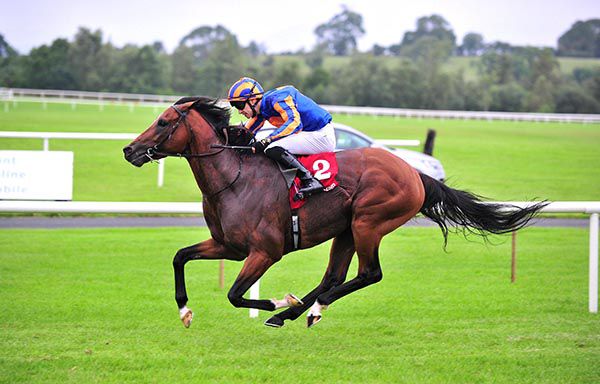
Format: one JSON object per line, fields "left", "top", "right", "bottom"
{"left": 1, "top": 101, "right": 599, "bottom": 202}
{"left": 0, "top": 227, "right": 599, "bottom": 383}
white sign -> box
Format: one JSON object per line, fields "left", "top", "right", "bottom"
{"left": 0, "top": 150, "right": 74, "bottom": 200}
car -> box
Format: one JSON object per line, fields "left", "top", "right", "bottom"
{"left": 255, "top": 122, "right": 446, "bottom": 181}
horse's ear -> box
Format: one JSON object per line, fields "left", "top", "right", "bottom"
{"left": 188, "top": 97, "right": 213, "bottom": 112}
{"left": 179, "top": 101, "right": 197, "bottom": 112}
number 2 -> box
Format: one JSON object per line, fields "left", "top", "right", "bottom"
{"left": 313, "top": 160, "right": 331, "bottom": 180}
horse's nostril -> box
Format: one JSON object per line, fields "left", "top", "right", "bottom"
{"left": 123, "top": 146, "right": 133, "bottom": 156}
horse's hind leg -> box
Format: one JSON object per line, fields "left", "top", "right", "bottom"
{"left": 173, "top": 238, "right": 244, "bottom": 328}
{"left": 314, "top": 229, "right": 383, "bottom": 319}
{"left": 264, "top": 228, "right": 355, "bottom": 328}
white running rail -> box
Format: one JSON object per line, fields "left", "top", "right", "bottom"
{"left": 4, "top": 87, "right": 600, "bottom": 123}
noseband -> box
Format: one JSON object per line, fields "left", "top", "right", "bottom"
{"left": 145, "top": 104, "right": 241, "bottom": 198}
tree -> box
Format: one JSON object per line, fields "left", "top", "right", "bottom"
{"left": 179, "top": 25, "right": 235, "bottom": 60}
{"left": 371, "top": 44, "right": 386, "bottom": 56}
{"left": 68, "top": 27, "right": 108, "bottom": 90}
{"left": 388, "top": 43, "right": 402, "bottom": 56}
{"left": 151, "top": 41, "right": 166, "bottom": 54}
{"left": 484, "top": 41, "right": 514, "bottom": 54}
{"left": 314, "top": 6, "right": 365, "bottom": 56}
{"left": 106, "top": 44, "right": 170, "bottom": 93}
{"left": 402, "top": 35, "right": 454, "bottom": 64}
{"left": 23, "top": 39, "right": 74, "bottom": 89}
{"left": 462, "top": 81, "right": 489, "bottom": 111}
{"left": 332, "top": 54, "right": 391, "bottom": 106}
{"left": 386, "top": 61, "right": 426, "bottom": 108}
{"left": 195, "top": 35, "right": 248, "bottom": 96}
{"left": 460, "top": 33, "right": 484, "bottom": 56}
{"left": 304, "top": 66, "right": 332, "bottom": 103}
{"left": 489, "top": 82, "right": 527, "bottom": 111}
{"left": 0, "top": 34, "right": 18, "bottom": 58}
{"left": 171, "top": 45, "right": 197, "bottom": 94}
{"left": 0, "top": 34, "right": 23, "bottom": 87}
{"left": 305, "top": 45, "right": 326, "bottom": 69}
{"left": 479, "top": 52, "right": 516, "bottom": 85}
{"left": 557, "top": 19, "right": 600, "bottom": 57}
{"left": 528, "top": 48, "right": 560, "bottom": 86}
{"left": 399, "top": 14, "right": 456, "bottom": 56}
{"left": 526, "top": 76, "right": 555, "bottom": 112}
{"left": 266, "top": 60, "right": 304, "bottom": 90}
{"left": 575, "top": 67, "right": 600, "bottom": 102}
{"left": 173, "top": 25, "right": 249, "bottom": 96}
{"left": 555, "top": 85, "right": 600, "bottom": 113}
{"left": 246, "top": 41, "right": 264, "bottom": 57}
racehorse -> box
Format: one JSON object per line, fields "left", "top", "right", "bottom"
{"left": 123, "top": 96, "right": 547, "bottom": 328}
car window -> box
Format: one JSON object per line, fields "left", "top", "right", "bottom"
{"left": 335, "top": 129, "right": 371, "bottom": 150}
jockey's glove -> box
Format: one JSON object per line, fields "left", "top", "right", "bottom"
{"left": 252, "top": 137, "right": 272, "bottom": 154}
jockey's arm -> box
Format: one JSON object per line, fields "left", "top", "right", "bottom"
{"left": 245, "top": 115, "right": 265, "bottom": 134}
{"left": 269, "top": 96, "right": 303, "bottom": 140}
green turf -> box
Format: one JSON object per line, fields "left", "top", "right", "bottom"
{"left": 1, "top": 101, "right": 599, "bottom": 202}
{"left": 0, "top": 226, "right": 598, "bottom": 383}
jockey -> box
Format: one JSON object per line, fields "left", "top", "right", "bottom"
{"left": 227, "top": 77, "right": 336, "bottom": 198}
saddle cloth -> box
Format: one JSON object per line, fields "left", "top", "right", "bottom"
{"left": 288, "top": 152, "right": 338, "bottom": 210}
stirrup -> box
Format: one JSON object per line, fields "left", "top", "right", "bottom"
{"left": 294, "top": 180, "right": 324, "bottom": 201}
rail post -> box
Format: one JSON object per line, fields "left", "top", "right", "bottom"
{"left": 249, "top": 281, "right": 260, "bottom": 318}
{"left": 590, "top": 213, "right": 599, "bottom": 313}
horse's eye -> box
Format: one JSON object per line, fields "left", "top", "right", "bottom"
{"left": 157, "top": 119, "right": 168, "bottom": 127}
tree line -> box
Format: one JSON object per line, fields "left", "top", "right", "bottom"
{"left": 1, "top": 9, "right": 599, "bottom": 113}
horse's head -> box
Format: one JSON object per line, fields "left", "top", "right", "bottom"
{"left": 123, "top": 97, "right": 231, "bottom": 167}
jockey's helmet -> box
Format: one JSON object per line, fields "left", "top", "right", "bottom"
{"left": 227, "top": 77, "right": 264, "bottom": 109}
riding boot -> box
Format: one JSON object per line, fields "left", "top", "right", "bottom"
{"left": 264, "top": 146, "right": 324, "bottom": 199}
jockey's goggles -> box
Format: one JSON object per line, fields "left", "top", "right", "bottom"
{"left": 229, "top": 100, "right": 247, "bottom": 110}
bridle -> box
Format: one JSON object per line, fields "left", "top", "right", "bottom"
{"left": 145, "top": 104, "right": 242, "bottom": 198}
{"left": 145, "top": 104, "right": 229, "bottom": 160}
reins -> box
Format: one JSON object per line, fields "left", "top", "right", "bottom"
{"left": 146, "top": 104, "right": 243, "bottom": 198}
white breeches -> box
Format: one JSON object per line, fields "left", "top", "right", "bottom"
{"left": 265, "top": 123, "right": 336, "bottom": 155}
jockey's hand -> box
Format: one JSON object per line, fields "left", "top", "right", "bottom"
{"left": 252, "top": 137, "right": 272, "bottom": 154}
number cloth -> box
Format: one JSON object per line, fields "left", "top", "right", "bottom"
{"left": 289, "top": 152, "right": 339, "bottom": 210}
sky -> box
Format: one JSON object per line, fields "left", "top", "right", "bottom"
{"left": 1, "top": 0, "right": 599, "bottom": 55}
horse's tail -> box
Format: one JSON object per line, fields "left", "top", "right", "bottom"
{"left": 418, "top": 173, "right": 548, "bottom": 246}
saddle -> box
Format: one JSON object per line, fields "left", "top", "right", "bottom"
{"left": 277, "top": 152, "right": 339, "bottom": 210}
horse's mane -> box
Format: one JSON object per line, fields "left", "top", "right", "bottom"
{"left": 175, "top": 96, "right": 231, "bottom": 133}
{"left": 174, "top": 96, "right": 254, "bottom": 146}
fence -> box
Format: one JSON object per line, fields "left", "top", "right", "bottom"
{"left": 0, "top": 200, "right": 598, "bottom": 315}
{"left": 3, "top": 87, "right": 600, "bottom": 123}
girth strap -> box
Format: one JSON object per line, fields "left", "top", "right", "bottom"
{"left": 292, "top": 214, "right": 300, "bottom": 250}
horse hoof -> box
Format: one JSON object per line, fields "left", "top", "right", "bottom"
{"left": 307, "top": 314, "right": 321, "bottom": 328}
{"left": 285, "top": 293, "right": 304, "bottom": 307}
{"left": 181, "top": 310, "right": 193, "bottom": 328}
{"left": 264, "top": 316, "right": 284, "bottom": 328}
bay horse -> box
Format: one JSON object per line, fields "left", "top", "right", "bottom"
{"left": 123, "top": 96, "right": 546, "bottom": 328}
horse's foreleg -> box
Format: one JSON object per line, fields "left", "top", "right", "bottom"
{"left": 264, "top": 229, "right": 355, "bottom": 328}
{"left": 173, "top": 238, "right": 244, "bottom": 327}
{"left": 226, "top": 250, "right": 279, "bottom": 311}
